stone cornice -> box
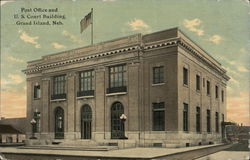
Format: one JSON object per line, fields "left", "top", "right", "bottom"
{"left": 23, "top": 45, "right": 140, "bottom": 74}
{"left": 23, "top": 36, "right": 229, "bottom": 81}
{"left": 178, "top": 40, "right": 230, "bottom": 80}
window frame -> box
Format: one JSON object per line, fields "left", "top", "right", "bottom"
{"left": 152, "top": 102, "right": 165, "bottom": 131}
{"left": 79, "top": 70, "right": 94, "bottom": 92}
{"left": 207, "top": 109, "right": 211, "bottom": 133}
{"left": 215, "top": 112, "right": 219, "bottom": 133}
{"left": 196, "top": 75, "right": 201, "bottom": 91}
{"left": 206, "top": 80, "right": 210, "bottom": 96}
{"left": 183, "top": 67, "right": 188, "bottom": 86}
{"left": 153, "top": 66, "right": 164, "bottom": 84}
{"left": 196, "top": 106, "right": 201, "bottom": 133}
{"left": 183, "top": 103, "right": 189, "bottom": 132}
{"left": 53, "top": 75, "right": 66, "bottom": 95}
{"left": 215, "top": 85, "right": 219, "bottom": 99}
{"left": 109, "top": 64, "right": 126, "bottom": 88}
{"left": 34, "top": 85, "right": 41, "bottom": 99}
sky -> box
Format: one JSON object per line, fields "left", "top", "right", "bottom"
{"left": 0, "top": 0, "right": 249, "bottom": 125}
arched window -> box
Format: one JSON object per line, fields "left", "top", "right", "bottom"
{"left": 81, "top": 104, "right": 92, "bottom": 139}
{"left": 111, "top": 102, "right": 124, "bottom": 139}
{"left": 54, "top": 107, "right": 64, "bottom": 139}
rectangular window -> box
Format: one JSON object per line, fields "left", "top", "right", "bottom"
{"left": 108, "top": 64, "right": 127, "bottom": 93}
{"left": 153, "top": 66, "right": 164, "bottom": 84}
{"left": 34, "top": 85, "right": 41, "bottom": 99}
{"left": 196, "top": 75, "right": 201, "bottom": 91}
{"left": 207, "top": 109, "right": 211, "bottom": 133}
{"left": 78, "top": 70, "right": 95, "bottom": 97}
{"left": 215, "top": 112, "right": 219, "bottom": 133}
{"left": 221, "top": 90, "right": 224, "bottom": 102}
{"left": 53, "top": 75, "right": 66, "bottom": 95}
{"left": 109, "top": 64, "right": 126, "bottom": 88}
{"left": 215, "top": 85, "right": 219, "bottom": 99}
{"left": 79, "top": 70, "right": 94, "bottom": 91}
{"left": 207, "top": 80, "right": 210, "bottom": 95}
{"left": 152, "top": 102, "right": 165, "bottom": 131}
{"left": 183, "top": 67, "right": 188, "bottom": 85}
{"left": 52, "top": 75, "right": 66, "bottom": 100}
{"left": 183, "top": 103, "right": 189, "bottom": 131}
{"left": 196, "top": 107, "right": 201, "bottom": 133}
{"left": 33, "top": 112, "right": 41, "bottom": 133}
{"left": 203, "top": 78, "right": 205, "bottom": 87}
{"left": 222, "top": 113, "right": 224, "bottom": 122}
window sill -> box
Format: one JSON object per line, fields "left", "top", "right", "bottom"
{"left": 183, "top": 84, "right": 189, "bottom": 88}
{"left": 77, "top": 95, "right": 94, "bottom": 99}
{"left": 33, "top": 98, "right": 41, "bottom": 100}
{"left": 50, "top": 99, "right": 66, "bottom": 102}
{"left": 152, "top": 83, "right": 165, "bottom": 86}
{"left": 106, "top": 92, "right": 127, "bottom": 96}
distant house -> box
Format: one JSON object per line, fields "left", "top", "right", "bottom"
{"left": 0, "top": 124, "right": 25, "bottom": 143}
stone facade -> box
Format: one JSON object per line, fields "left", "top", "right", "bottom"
{"left": 23, "top": 27, "right": 229, "bottom": 148}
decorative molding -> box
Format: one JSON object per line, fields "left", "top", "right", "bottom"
{"left": 23, "top": 45, "right": 139, "bottom": 74}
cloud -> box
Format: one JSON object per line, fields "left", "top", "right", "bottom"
{"left": 183, "top": 18, "right": 204, "bottom": 36}
{"left": 51, "top": 42, "right": 66, "bottom": 49}
{"left": 8, "top": 74, "right": 23, "bottom": 84}
{"left": 127, "top": 19, "right": 151, "bottom": 33}
{"left": 6, "top": 55, "right": 24, "bottom": 63}
{"left": 240, "top": 48, "right": 248, "bottom": 54}
{"left": 62, "top": 30, "right": 84, "bottom": 44}
{"left": 0, "top": 91, "right": 26, "bottom": 118}
{"left": 208, "top": 35, "right": 222, "bottom": 44}
{"left": 18, "top": 30, "right": 41, "bottom": 48}
{"left": 237, "top": 66, "right": 249, "bottom": 72}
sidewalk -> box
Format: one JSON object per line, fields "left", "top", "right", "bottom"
{"left": 0, "top": 144, "right": 222, "bottom": 159}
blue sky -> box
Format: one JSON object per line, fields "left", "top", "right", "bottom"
{"left": 0, "top": 0, "right": 249, "bottom": 125}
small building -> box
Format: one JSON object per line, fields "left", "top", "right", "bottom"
{"left": 0, "top": 125, "right": 25, "bottom": 143}
{"left": 23, "top": 27, "right": 229, "bottom": 147}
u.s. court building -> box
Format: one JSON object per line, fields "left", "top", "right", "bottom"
{"left": 23, "top": 28, "right": 230, "bottom": 148}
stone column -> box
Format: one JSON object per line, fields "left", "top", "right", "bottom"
{"left": 94, "top": 66, "right": 106, "bottom": 140}
{"left": 26, "top": 80, "right": 33, "bottom": 136}
{"left": 41, "top": 77, "right": 50, "bottom": 139}
{"left": 128, "top": 62, "right": 140, "bottom": 132}
{"left": 66, "top": 72, "right": 76, "bottom": 139}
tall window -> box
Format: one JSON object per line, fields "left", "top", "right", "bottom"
{"left": 207, "top": 109, "right": 211, "bottom": 133}
{"left": 79, "top": 70, "right": 94, "bottom": 91}
{"left": 183, "top": 103, "right": 188, "bottom": 131}
{"left": 34, "top": 85, "right": 41, "bottom": 99}
{"left": 221, "top": 90, "right": 224, "bottom": 102}
{"left": 222, "top": 113, "right": 224, "bottom": 122}
{"left": 109, "top": 65, "right": 126, "bottom": 88}
{"left": 153, "top": 66, "right": 164, "bottom": 84}
{"left": 183, "top": 67, "right": 188, "bottom": 85}
{"left": 215, "top": 112, "right": 219, "bottom": 133}
{"left": 215, "top": 85, "right": 219, "bottom": 99}
{"left": 196, "top": 75, "right": 201, "bottom": 91}
{"left": 33, "top": 112, "right": 41, "bottom": 133}
{"left": 152, "top": 102, "right": 165, "bottom": 131}
{"left": 108, "top": 65, "right": 127, "bottom": 93}
{"left": 196, "top": 107, "right": 201, "bottom": 133}
{"left": 78, "top": 70, "right": 94, "bottom": 97}
{"left": 53, "top": 75, "right": 66, "bottom": 95}
{"left": 206, "top": 80, "right": 210, "bottom": 95}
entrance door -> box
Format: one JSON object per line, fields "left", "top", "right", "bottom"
{"left": 81, "top": 105, "right": 92, "bottom": 139}
{"left": 54, "top": 107, "right": 64, "bottom": 139}
{"left": 111, "top": 102, "right": 124, "bottom": 139}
